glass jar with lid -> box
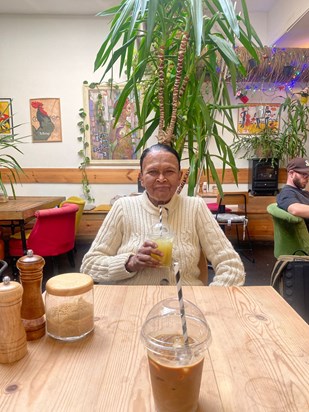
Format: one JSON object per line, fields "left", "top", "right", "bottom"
{"left": 45, "top": 273, "right": 94, "bottom": 341}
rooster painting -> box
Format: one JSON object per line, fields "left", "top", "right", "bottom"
{"left": 31, "top": 100, "right": 55, "bottom": 141}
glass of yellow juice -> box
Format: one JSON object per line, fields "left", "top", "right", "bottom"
{"left": 148, "top": 225, "right": 173, "bottom": 267}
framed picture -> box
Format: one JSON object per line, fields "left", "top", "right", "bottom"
{"left": 30, "top": 98, "right": 62, "bottom": 142}
{"left": 0, "top": 98, "right": 13, "bottom": 135}
{"left": 83, "top": 84, "right": 142, "bottom": 164}
{"left": 237, "top": 103, "right": 280, "bottom": 135}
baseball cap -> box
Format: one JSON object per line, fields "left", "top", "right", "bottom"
{"left": 287, "top": 157, "right": 309, "bottom": 173}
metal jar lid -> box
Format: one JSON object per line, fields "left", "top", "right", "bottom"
{"left": 45, "top": 273, "right": 93, "bottom": 297}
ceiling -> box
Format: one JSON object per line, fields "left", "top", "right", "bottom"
{"left": 1, "top": 0, "right": 308, "bottom": 48}
{"left": 0, "top": 0, "right": 279, "bottom": 16}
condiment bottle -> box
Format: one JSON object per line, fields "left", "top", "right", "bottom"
{"left": 0, "top": 276, "right": 28, "bottom": 363}
{"left": 45, "top": 273, "right": 94, "bottom": 341}
{"left": 17, "top": 250, "right": 46, "bottom": 340}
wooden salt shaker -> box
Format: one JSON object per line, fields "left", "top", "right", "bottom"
{"left": 0, "top": 276, "right": 28, "bottom": 363}
{"left": 17, "top": 250, "right": 46, "bottom": 340}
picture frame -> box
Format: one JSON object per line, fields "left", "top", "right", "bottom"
{"left": 237, "top": 103, "right": 280, "bottom": 135}
{"left": 0, "top": 98, "right": 13, "bottom": 135}
{"left": 30, "top": 98, "right": 62, "bottom": 142}
{"left": 83, "top": 84, "right": 142, "bottom": 164}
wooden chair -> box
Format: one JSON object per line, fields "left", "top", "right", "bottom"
{"left": 215, "top": 192, "right": 254, "bottom": 262}
{"left": 198, "top": 250, "right": 208, "bottom": 285}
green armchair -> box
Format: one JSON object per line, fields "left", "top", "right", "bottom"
{"left": 267, "top": 203, "right": 309, "bottom": 258}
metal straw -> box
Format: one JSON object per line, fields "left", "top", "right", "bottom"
{"left": 174, "top": 262, "right": 189, "bottom": 345}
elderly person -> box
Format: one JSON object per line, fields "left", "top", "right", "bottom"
{"left": 277, "top": 157, "right": 309, "bottom": 230}
{"left": 81, "top": 144, "right": 245, "bottom": 286}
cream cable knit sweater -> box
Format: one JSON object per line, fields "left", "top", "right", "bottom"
{"left": 80, "top": 192, "right": 245, "bottom": 286}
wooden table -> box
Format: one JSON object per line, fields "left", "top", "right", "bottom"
{"left": 0, "top": 196, "right": 65, "bottom": 253}
{"left": 1, "top": 285, "right": 308, "bottom": 411}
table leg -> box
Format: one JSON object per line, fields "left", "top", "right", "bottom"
{"left": 19, "top": 221, "right": 28, "bottom": 255}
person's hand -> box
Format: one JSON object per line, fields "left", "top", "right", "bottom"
{"left": 125, "top": 240, "right": 163, "bottom": 272}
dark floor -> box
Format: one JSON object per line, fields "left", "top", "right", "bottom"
{"left": 1, "top": 240, "right": 277, "bottom": 291}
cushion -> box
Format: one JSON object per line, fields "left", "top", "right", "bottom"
{"left": 216, "top": 213, "right": 247, "bottom": 225}
{"left": 207, "top": 203, "right": 232, "bottom": 213}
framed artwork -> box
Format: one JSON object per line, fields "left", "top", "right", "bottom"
{"left": 237, "top": 103, "right": 280, "bottom": 135}
{"left": 83, "top": 84, "right": 141, "bottom": 164}
{"left": 0, "top": 98, "right": 13, "bottom": 135}
{"left": 30, "top": 98, "right": 62, "bottom": 142}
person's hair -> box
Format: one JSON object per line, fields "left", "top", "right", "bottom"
{"left": 140, "top": 144, "right": 181, "bottom": 171}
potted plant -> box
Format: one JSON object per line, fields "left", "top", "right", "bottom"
{"left": 277, "top": 95, "right": 309, "bottom": 163}
{"left": 231, "top": 95, "right": 309, "bottom": 165}
{"left": 0, "top": 115, "right": 24, "bottom": 201}
{"left": 230, "top": 126, "right": 282, "bottom": 163}
{"left": 94, "top": 0, "right": 263, "bottom": 195}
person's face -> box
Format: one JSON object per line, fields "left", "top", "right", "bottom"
{"left": 140, "top": 150, "right": 181, "bottom": 206}
{"left": 290, "top": 171, "right": 309, "bottom": 189}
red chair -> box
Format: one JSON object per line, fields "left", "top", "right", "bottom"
{"left": 9, "top": 203, "right": 78, "bottom": 275}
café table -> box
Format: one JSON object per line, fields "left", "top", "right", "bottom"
{"left": 0, "top": 196, "right": 65, "bottom": 253}
{"left": 0, "top": 285, "right": 309, "bottom": 411}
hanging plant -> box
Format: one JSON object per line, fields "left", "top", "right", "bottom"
{"left": 77, "top": 95, "right": 95, "bottom": 203}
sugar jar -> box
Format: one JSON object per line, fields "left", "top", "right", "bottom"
{"left": 45, "top": 273, "right": 94, "bottom": 341}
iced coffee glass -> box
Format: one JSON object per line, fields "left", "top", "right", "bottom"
{"left": 148, "top": 224, "right": 174, "bottom": 267}
{"left": 141, "top": 298, "right": 211, "bottom": 412}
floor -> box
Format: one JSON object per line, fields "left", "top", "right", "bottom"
{"left": 1, "top": 240, "right": 277, "bottom": 291}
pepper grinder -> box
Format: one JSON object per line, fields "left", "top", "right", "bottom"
{"left": 17, "top": 250, "right": 46, "bottom": 340}
{"left": 0, "top": 276, "right": 28, "bottom": 363}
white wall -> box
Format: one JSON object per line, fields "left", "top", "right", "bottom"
{"left": 0, "top": 14, "right": 136, "bottom": 203}
{"left": 0, "top": 12, "right": 306, "bottom": 204}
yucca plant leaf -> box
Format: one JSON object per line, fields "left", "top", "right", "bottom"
{"left": 188, "top": 0, "right": 203, "bottom": 55}
{"left": 103, "top": 36, "right": 136, "bottom": 77}
{"left": 217, "top": 0, "right": 240, "bottom": 37}
{"left": 209, "top": 34, "right": 239, "bottom": 64}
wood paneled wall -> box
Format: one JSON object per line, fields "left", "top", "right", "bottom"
{"left": 0, "top": 167, "right": 288, "bottom": 184}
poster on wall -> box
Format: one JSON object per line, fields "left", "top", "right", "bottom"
{"left": 30, "top": 98, "right": 62, "bottom": 142}
{"left": 237, "top": 103, "right": 280, "bottom": 135}
{"left": 83, "top": 84, "right": 141, "bottom": 164}
{"left": 0, "top": 98, "right": 13, "bottom": 135}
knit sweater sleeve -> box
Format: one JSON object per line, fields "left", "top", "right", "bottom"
{"left": 80, "top": 201, "right": 136, "bottom": 282}
{"left": 195, "top": 198, "right": 246, "bottom": 286}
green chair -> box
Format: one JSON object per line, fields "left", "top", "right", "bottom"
{"left": 267, "top": 203, "right": 309, "bottom": 258}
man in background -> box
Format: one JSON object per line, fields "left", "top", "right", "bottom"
{"left": 277, "top": 157, "right": 309, "bottom": 229}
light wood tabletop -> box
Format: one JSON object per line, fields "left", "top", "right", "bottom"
{"left": 0, "top": 285, "right": 308, "bottom": 411}
{"left": 0, "top": 196, "right": 65, "bottom": 221}
{"left": 0, "top": 196, "right": 65, "bottom": 252}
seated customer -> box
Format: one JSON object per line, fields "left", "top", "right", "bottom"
{"left": 277, "top": 157, "right": 309, "bottom": 230}
{"left": 80, "top": 144, "right": 245, "bottom": 286}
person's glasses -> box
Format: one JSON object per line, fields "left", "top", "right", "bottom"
{"left": 297, "top": 172, "right": 309, "bottom": 178}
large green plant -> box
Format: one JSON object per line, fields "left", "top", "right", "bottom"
{"left": 277, "top": 96, "right": 309, "bottom": 162}
{"left": 95, "top": 0, "right": 263, "bottom": 195}
{"left": 0, "top": 116, "right": 24, "bottom": 199}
